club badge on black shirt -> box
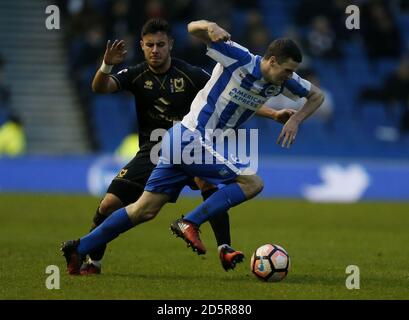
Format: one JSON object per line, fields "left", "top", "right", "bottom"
{"left": 110, "top": 58, "right": 210, "bottom": 149}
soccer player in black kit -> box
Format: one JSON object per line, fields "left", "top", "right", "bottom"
{"left": 80, "top": 18, "right": 295, "bottom": 275}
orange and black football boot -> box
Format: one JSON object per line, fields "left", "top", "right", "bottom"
{"left": 60, "top": 240, "right": 85, "bottom": 275}
{"left": 219, "top": 245, "right": 245, "bottom": 271}
{"left": 170, "top": 217, "right": 206, "bottom": 255}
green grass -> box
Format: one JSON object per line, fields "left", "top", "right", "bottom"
{"left": 1, "top": 194, "right": 409, "bottom": 299}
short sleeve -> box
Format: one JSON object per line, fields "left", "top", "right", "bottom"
{"left": 206, "top": 40, "right": 252, "bottom": 67}
{"left": 194, "top": 68, "right": 211, "bottom": 89}
{"left": 281, "top": 72, "right": 311, "bottom": 101}
{"left": 109, "top": 67, "right": 135, "bottom": 91}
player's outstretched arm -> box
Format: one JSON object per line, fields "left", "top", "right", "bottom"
{"left": 277, "top": 84, "right": 324, "bottom": 148}
{"left": 187, "top": 20, "right": 231, "bottom": 45}
{"left": 92, "top": 40, "right": 127, "bottom": 93}
{"left": 256, "top": 106, "right": 297, "bottom": 124}
{"left": 289, "top": 84, "right": 324, "bottom": 123}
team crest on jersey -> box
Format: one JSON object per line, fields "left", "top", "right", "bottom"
{"left": 144, "top": 80, "right": 153, "bottom": 89}
{"left": 117, "top": 169, "right": 128, "bottom": 178}
{"left": 264, "top": 85, "right": 281, "bottom": 97}
{"left": 172, "top": 78, "right": 185, "bottom": 92}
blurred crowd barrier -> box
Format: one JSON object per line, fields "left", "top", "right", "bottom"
{"left": 1, "top": 156, "right": 408, "bottom": 201}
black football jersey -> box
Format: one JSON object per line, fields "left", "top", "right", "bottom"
{"left": 110, "top": 58, "right": 210, "bottom": 148}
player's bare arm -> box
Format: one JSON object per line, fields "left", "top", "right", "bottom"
{"left": 256, "top": 106, "right": 297, "bottom": 124}
{"left": 92, "top": 40, "right": 128, "bottom": 93}
{"left": 187, "top": 20, "right": 231, "bottom": 45}
{"left": 277, "top": 84, "right": 324, "bottom": 148}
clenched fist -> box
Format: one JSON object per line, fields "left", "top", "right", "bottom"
{"left": 207, "top": 23, "right": 231, "bottom": 42}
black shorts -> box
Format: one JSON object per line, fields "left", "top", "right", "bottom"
{"left": 106, "top": 147, "right": 156, "bottom": 206}
{"left": 107, "top": 145, "right": 201, "bottom": 205}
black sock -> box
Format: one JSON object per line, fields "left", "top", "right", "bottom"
{"left": 91, "top": 210, "right": 108, "bottom": 228}
{"left": 202, "top": 188, "right": 231, "bottom": 247}
{"left": 88, "top": 207, "right": 108, "bottom": 261}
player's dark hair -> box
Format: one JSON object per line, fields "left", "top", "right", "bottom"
{"left": 141, "top": 18, "right": 172, "bottom": 38}
{"left": 264, "top": 38, "right": 302, "bottom": 64}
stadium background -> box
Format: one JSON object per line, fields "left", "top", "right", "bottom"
{"left": 0, "top": 0, "right": 409, "bottom": 201}
{"left": 1, "top": 0, "right": 409, "bottom": 300}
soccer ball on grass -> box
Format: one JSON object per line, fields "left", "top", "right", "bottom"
{"left": 250, "top": 244, "right": 290, "bottom": 282}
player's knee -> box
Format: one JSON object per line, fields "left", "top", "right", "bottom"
{"left": 140, "top": 203, "right": 160, "bottom": 221}
{"left": 99, "top": 194, "right": 123, "bottom": 216}
{"left": 239, "top": 175, "right": 264, "bottom": 199}
{"left": 251, "top": 175, "right": 264, "bottom": 195}
{"left": 141, "top": 208, "right": 160, "bottom": 221}
{"left": 126, "top": 191, "right": 168, "bottom": 224}
{"left": 126, "top": 201, "right": 160, "bottom": 224}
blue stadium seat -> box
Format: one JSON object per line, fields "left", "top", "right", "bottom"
{"left": 252, "top": 1, "right": 409, "bottom": 159}
{"left": 172, "top": 23, "right": 189, "bottom": 48}
{"left": 376, "top": 58, "right": 398, "bottom": 79}
{"left": 259, "top": 0, "right": 292, "bottom": 37}
{"left": 231, "top": 9, "right": 248, "bottom": 39}
{"left": 91, "top": 95, "right": 136, "bottom": 152}
{"left": 397, "top": 14, "right": 409, "bottom": 48}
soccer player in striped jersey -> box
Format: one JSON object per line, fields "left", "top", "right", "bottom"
{"left": 61, "top": 20, "right": 324, "bottom": 273}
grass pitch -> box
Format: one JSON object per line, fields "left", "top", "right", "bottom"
{"left": 1, "top": 194, "right": 408, "bottom": 300}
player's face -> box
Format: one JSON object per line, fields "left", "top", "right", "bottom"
{"left": 140, "top": 32, "right": 173, "bottom": 70}
{"left": 264, "top": 57, "right": 299, "bottom": 85}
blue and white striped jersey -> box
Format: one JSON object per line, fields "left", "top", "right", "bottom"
{"left": 181, "top": 40, "right": 311, "bottom": 139}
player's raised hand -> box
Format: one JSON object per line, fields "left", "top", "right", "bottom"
{"left": 276, "top": 116, "right": 300, "bottom": 148}
{"left": 103, "top": 40, "right": 127, "bottom": 65}
{"left": 274, "top": 109, "right": 297, "bottom": 124}
{"left": 207, "top": 23, "right": 231, "bottom": 42}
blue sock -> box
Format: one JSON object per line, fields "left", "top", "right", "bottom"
{"left": 77, "top": 208, "right": 134, "bottom": 255}
{"left": 184, "top": 183, "right": 246, "bottom": 225}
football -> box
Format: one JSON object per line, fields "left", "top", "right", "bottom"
{"left": 250, "top": 244, "right": 290, "bottom": 282}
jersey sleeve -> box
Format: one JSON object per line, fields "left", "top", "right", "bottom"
{"left": 281, "top": 72, "right": 311, "bottom": 101}
{"left": 193, "top": 68, "right": 211, "bottom": 90}
{"left": 206, "top": 40, "right": 252, "bottom": 67}
{"left": 109, "top": 66, "right": 136, "bottom": 91}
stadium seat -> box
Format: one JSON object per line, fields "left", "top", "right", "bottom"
{"left": 91, "top": 95, "right": 136, "bottom": 152}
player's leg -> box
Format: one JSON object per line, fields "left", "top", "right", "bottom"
{"left": 170, "top": 125, "right": 264, "bottom": 255}
{"left": 82, "top": 150, "right": 154, "bottom": 274}
{"left": 80, "top": 193, "right": 123, "bottom": 274}
{"left": 93, "top": 193, "right": 124, "bottom": 228}
{"left": 236, "top": 174, "right": 264, "bottom": 200}
{"left": 61, "top": 191, "right": 170, "bottom": 275}
{"left": 186, "top": 174, "right": 264, "bottom": 224}
{"left": 124, "top": 191, "right": 170, "bottom": 225}
{"left": 62, "top": 160, "right": 190, "bottom": 275}
{"left": 194, "top": 177, "right": 244, "bottom": 271}
{"left": 194, "top": 177, "right": 231, "bottom": 247}
{"left": 171, "top": 174, "right": 264, "bottom": 255}
{"left": 82, "top": 190, "right": 143, "bottom": 274}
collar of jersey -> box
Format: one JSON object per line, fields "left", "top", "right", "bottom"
{"left": 145, "top": 61, "right": 171, "bottom": 76}
{"left": 252, "top": 55, "right": 263, "bottom": 80}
